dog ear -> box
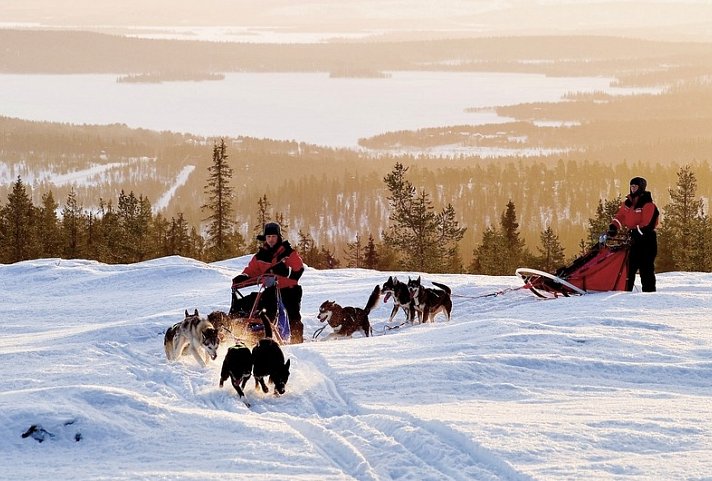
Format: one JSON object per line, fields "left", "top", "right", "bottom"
{"left": 285, "top": 359, "right": 290, "bottom": 369}
{"left": 194, "top": 308, "right": 199, "bottom": 316}
{"left": 185, "top": 309, "right": 189, "bottom": 317}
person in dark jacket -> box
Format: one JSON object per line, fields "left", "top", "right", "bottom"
{"left": 607, "top": 177, "right": 659, "bottom": 292}
{"left": 232, "top": 222, "right": 305, "bottom": 343}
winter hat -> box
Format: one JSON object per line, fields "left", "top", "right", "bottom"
{"left": 630, "top": 177, "right": 647, "bottom": 192}
{"left": 257, "top": 222, "right": 282, "bottom": 241}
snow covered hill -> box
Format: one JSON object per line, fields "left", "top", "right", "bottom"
{"left": 1, "top": 256, "right": 710, "bottom": 480}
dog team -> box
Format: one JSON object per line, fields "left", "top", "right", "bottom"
{"left": 163, "top": 271, "right": 451, "bottom": 406}
{"left": 164, "top": 215, "right": 450, "bottom": 405}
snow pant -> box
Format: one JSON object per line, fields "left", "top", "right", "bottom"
{"left": 258, "top": 285, "right": 304, "bottom": 344}
{"left": 626, "top": 233, "right": 657, "bottom": 292}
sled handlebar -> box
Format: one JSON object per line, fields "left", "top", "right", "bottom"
{"left": 231, "top": 274, "right": 278, "bottom": 291}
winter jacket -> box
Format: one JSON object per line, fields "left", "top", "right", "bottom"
{"left": 611, "top": 191, "right": 659, "bottom": 243}
{"left": 241, "top": 240, "right": 304, "bottom": 289}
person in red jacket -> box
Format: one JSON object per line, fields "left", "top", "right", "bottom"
{"left": 607, "top": 177, "right": 660, "bottom": 292}
{"left": 232, "top": 222, "right": 305, "bottom": 343}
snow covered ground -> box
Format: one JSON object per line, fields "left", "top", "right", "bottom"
{"left": 1, "top": 256, "right": 710, "bottom": 480}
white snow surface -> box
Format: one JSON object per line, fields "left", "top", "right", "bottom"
{"left": 1, "top": 256, "right": 711, "bottom": 480}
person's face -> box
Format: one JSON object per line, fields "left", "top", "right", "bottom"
{"left": 265, "top": 234, "right": 279, "bottom": 247}
{"left": 630, "top": 184, "right": 639, "bottom": 194}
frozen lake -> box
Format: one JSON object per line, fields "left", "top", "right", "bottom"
{"left": 0, "top": 71, "right": 657, "bottom": 148}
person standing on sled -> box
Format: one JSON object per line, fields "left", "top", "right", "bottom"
{"left": 232, "top": 222, "right": 305, "bottom": 343}
{"left": 607, "top": 177, "right": 660, "bottom": 292}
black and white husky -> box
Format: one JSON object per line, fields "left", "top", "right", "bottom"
{"left": 164, "top": 309, "right": 220, "bottom": 366}
{"left": 381, "top": 276, "right": 415, "bottom": 323}
{"left": 406, "top": 276, "right": 452, "bottom": 323}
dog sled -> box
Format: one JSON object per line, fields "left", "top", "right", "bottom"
{"left": 210, "top": 275, "right": 290, "bottom": 346}
{"left": 516, "top": 234, "right": 630, "bottom": 299}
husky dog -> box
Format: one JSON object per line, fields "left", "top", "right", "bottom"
{"left": 252, "top": 313, "right": 291, "bottom": 396}
{"left": 381, "top": 276, "right": 415, "bottom": 323}
{"left": 164, "top": 309, "right": 220, "bottom": 366}
{"left": 317, "top": 285, "right": 381, "bottom": 339}
{"left": 406, "top": 277, "right": 452, "bottom": 323}
{"left": 219, "top": 341, "right": 254, "bottom": 407}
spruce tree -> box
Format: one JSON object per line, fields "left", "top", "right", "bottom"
{"left": 297, "top": 230, "right": 319, "bottom": 267}
{"left": 252, "top": 194, "right": 288, "bottom": 249}
{"left": 658, "top": 165, "right": 705, "bottom": 272}
{"left": 499, "top": 200, "right": 528, "bottom": 274}
{"left": 536, "top": 226, "right": 566, "bottom": 272}
{"left": 362, "top": 234, "right": 380, "bottom": 270}
{"left": 1, "top": 176, "right": 37, "bottom": 263}
{"left": 95, "top": 198, "right": 121, "bottom": 263}
{"left": 61, "top": 188, "right": 86, "bottom": 259}
{"left": 344, "top": 234, "right": 363, "bottom": 268}
{"left": 383, "top": 163, "right": 465, "bottom": 272}
{"left": 585, "top": 196, "right": 623, "bottom": 245}
{"left": 37, "top": 191, "right": 62, "bottom": 258}
{"left": 470, "top": 227, "right": 509, "bottom": 275}
{"left": 202, "top": 139, "right": 242, "bottom": 261}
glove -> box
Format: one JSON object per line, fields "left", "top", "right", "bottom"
{"left": 269, "top": 262, "right": 289, "bottom": 277}
{"left": 606, "top": 224, "right": 617, "bottom": 237}
{"left": 231, "top": 274, "right": 250, "bottom": 288}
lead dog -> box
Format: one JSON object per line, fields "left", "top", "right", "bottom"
{"left": 381, "top": 276, "right": 415, "bottom": 323}
{"left": 406, "top": 277, "right": 452, "bottom": 323}
{"left": 164, "top": 309, "right": 220, "bottom": 366}
{"left": 219, "top": 341, "right": 254, "bottom": 407}
{"left": 317, "top": 285, "right": 381, "bottom": 339}
{"left": 252, "top": 313, "right": 291, "bottom": 396}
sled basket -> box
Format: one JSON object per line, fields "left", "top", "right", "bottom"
{"left": 516, "top": 234, "right": 630, "bottom": 299}
{"left": 228, "top": 274, "right": 286, "bottom": 345}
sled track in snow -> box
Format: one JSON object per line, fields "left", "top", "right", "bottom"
{"left": 288, "top": 350, "right": 536, "bottom": 481}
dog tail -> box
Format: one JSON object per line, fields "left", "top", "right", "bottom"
{"left": 364, "top": 285, "right": 381, "bottom": 314}
{"left": 258, "top": 310, "right": 274, "bottom": 339}
{"left": 432, "top": 282, "right": 451, "bottom": 294}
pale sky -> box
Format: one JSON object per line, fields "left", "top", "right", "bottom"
{"left": 2, "top": 1, "right": 712, "bottom": 40}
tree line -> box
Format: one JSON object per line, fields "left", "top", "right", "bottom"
{"left": 2, "top": 141, "right": 710, "bottom": 275}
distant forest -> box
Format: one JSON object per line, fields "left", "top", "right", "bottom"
{"left": 1, "top": 31, "right": 711, "bottom": 268}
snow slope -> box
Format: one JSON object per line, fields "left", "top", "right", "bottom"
{"left": 1, "top": 256, "right": 710, "bottom": 480}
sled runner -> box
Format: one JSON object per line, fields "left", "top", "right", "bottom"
{"left": 516, "top": 234, "right": 630, "bottom": 298}
{"left": 221, "top": 274, "right": 289, "bottom": 345}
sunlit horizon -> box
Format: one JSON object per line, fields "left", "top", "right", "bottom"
{"left": 2, "top": 0, "right": 712, "bottom": 42}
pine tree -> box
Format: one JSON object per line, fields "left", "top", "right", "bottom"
{"left": 36, "top": 191, "right": 62, "bottom": 258}
{"left": 1, "top": 176, "right": 37, "bottom": 263}
{"left": 202, "top": 139, "right": 242, "bottom": 261}
{"left": 658, "top": 165, "right": 705, "bottom": 272}
{"left": 585, "top": 196, "right": 622, "bottom": 245}
{"left": 344, "top": 234, "right": 363, "bottom": 268}
{"left": 320, "top": 246, "right": 340, "bottom": 269}
{"left": 168, "top": 213, "right": 192, "bottom": 258}
{"left": 297, "top": 230, "right": 319, "bottom": 267}
{"left": 383, "top": 163, "right": 466, "bottom": 272}
{"left": 362, "top": 234, "right": 380, "bottom": 270}
{"left": 94, "top": 198, "right": 121, "bottom": 263}
{"left": 470, "top": 227, "right": 509, "bottom": 275}
{"left": 498, "top": 200, "right": 528, "bottom": 274}
{"left": 536, "top": 226, "right": 566, "bottom": 272}
{"left": 253, "top": 194, "right": 271, "bottom": 249}
{"left": 116, "top": 190, "right": 154, "bottom": 262}
{"left": 61, "top": 188, "right": 86, "bottom": 259}
{"left": 252, "top": 194, "right": 289, "bottom": 249}
{"left": 437, "top": 203, "right": 466, "bottom": 273}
